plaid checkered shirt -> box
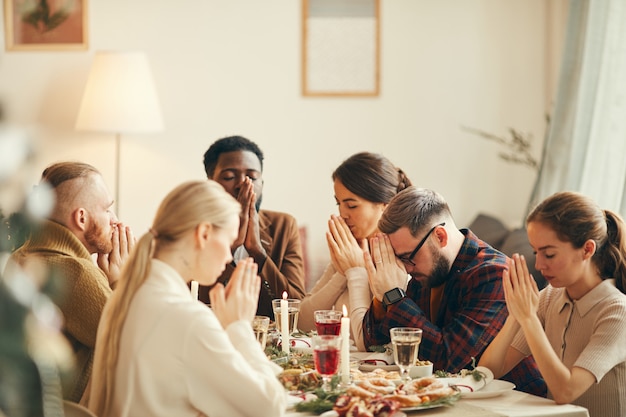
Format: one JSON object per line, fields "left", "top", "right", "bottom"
{"left": 363, "top": 229, "right": 546, "bottom": 396}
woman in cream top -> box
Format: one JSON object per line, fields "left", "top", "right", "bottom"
{"left": 89, "top": 180, "right": 286, "bottom": 417}
{"left": 299, "top": 152, "right": 411, "bottom": 351}
{"left": 480, "top": 191, "right": 626, "bottom": 417}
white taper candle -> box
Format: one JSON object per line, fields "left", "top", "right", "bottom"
{"left": 341, "top": 304, "right": 350, "bottom": 385}
{"left": 190, "top": 280, "right": 199, "bottom": 300}
{"left": 281, "top": 291, "right": 290, "bottom": 354}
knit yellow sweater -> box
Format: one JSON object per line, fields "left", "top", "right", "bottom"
{"left": 10, "top": 220, "right": 112, "bottom": 402}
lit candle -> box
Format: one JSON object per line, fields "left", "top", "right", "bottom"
{"left": 190, "top": 280, "right": 199, "bottom": 300}
{"left": 281, "top": 291, "right": 290, "bottom": 354}
{"left": 341, "top": 304, "right": 350, "bottom": 385}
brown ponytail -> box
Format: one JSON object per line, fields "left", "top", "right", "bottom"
{"left": 396, "top": 168, "right": 412, "bottom": 193}
{"left": 332, "top": 152, "right": 412, "bottom": 204}
{"left": 527, "top": 191, "right": 626, "bottom": 293}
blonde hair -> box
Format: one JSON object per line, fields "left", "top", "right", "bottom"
{"left": 89, "top": 180, "right": 240, "bottom": 416}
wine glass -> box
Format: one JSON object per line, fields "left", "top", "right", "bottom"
{"left": 271, "top": 298, "right": 301, "bottom": 334}
{"left": 314, "top": 310, "right": 343, "bottom": 335}
{"left": 312, "top": 334, "right": 342, "bottom": 392}
{"left": 390, "top": 327, "right": 423, "bottom": 382}
{"left": 252, "top": 316, "right": 270, "bottom": 350}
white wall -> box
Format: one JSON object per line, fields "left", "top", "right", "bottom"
{"left": 0, "top": 0, "right": 567, "bottom": 283}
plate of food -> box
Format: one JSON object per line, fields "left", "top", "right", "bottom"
{"left": 273, "top": 352, "right": 321, "bottom": 392}
{"left": 346, "top": 376, "right": 460, "bottom": 410}
{"left": 458, "top": 380, "right": 515, "bottom": 399}
{"left": 295, "top": 375, "right": 460, "bottom": 416}
{"left": 357, "top": 345, "right": 397, "bottom": 372}
{"left": 435, "top": 365, "right": 508, "bottom": 398}
{"left": 383, "top": 377, "right": 460, "bottom": 409}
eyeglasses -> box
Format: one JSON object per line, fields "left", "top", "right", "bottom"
{"left": 397, "top": 222, "right": 446, "bottom": 267}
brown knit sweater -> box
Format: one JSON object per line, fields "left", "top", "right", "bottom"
{"left": 10, "top": 220, "right": 112, "bottom": 402}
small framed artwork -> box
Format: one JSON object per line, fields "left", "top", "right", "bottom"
{"left": 4, "top": 0, "right": 88, "bottom": 51}
{"left": 302, "top": 0, "right": 380, "bottom": 97}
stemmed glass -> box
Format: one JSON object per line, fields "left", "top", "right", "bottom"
{"left": 271, "top": 298, "right": 301, "bottom": 334}
{"left": 314, "top": 310, "right": 343, "bottom": 335}
{"left": 312, "top": 334, "right": 342, "bottom": 392}
{"left": 252, "top": 316, "right": 270, "bottom": 350}
{"left": 390, "top": 327, "right": 423, "bottom": 382}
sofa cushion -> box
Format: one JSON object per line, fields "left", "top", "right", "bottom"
{"left": 468, "top": 213, "right": 510, "bottom": 249}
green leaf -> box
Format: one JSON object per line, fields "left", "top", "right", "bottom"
{"left": 294, "top": 397, "right": 335, "bottom": 414}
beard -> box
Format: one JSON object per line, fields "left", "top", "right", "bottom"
{"left": 85, "top": 219, "right": 113, "bottom": 254}
{"left": 426, "top": 249, "right": 451, "bottom": 288}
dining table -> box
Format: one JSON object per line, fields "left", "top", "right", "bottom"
{"left": 282, "top": 350, "right": 590, "bottom": 417}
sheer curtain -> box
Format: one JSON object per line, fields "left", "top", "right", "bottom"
{"left": 528, "top": 0, "right": 626, "bottom": 217}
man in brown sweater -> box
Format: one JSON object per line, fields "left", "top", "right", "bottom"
{"left": 8, "top": 162, "right": 134, "bottom": 402}
{"left": 199, "top": 136, "right": 306, "bottom": 319}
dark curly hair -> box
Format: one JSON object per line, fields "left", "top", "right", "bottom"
{"left": 203, "top": 136, "right": 264, "bottom": 178}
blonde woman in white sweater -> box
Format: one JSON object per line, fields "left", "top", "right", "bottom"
{"left": 479, "top": 191, "right": 626, "bottom": 417}
{"left": 299, "top": 152, "right": 411, "bottom": 351}
{"left": 89, "top": 180, "right": 286, "bottom": 417}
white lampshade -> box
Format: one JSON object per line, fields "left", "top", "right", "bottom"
{"left": 75, "top": 51, "right": 163, "bottom": 132}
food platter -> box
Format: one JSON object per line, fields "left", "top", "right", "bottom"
{"left": 351, "top": 367, "right": 401, "bottom": 385}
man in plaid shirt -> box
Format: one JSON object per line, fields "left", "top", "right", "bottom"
{"left": 362, "top": 187, "right": 546, "bottom": 396}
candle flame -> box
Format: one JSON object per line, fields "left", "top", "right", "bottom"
{"left": 282, "top": 291, "right": 288, "bottom": 300}
{"left": 342, "top": 304, "right": 348, "bottom": 317}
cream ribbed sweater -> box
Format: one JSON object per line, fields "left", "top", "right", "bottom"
{"left": 298, "top": 263, "right": 372, "bottom": 351}
{"left": 10, "top": 220, "right": 111, "bottom": 402}
{"left": 512, "top": 279, "right": 626, "bottom": 417}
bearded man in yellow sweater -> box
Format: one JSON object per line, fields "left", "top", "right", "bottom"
{"left": 8, "top": 161, "right": 135, "bottom": 403}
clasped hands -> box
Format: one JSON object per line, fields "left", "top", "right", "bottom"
{"left": 326, "top": 215, "right": 366, "bottom": 275}
{"left": 326, "top": 215, "right": 407, "bottom": 301}
{"left": 98, "top": 222, "right": 135, "bottom": 287}
{"left": 232, "top": 177, "right": 267, "bottom": 266}
{"left": 503, "top": 253, "right": 539, "bottom": 325}
{"left": 364, "top": 233, "right": 408, "bottom": 301}
{"left": 210, "top": 258, "right": 261, "bottom": 328}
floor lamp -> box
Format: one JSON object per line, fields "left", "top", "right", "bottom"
{"left": 75, "top": 51, "right": 163, "bottom": 216}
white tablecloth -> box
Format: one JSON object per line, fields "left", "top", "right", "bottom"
{"left": 463, "top": 389, "right": 589, "bottom": 417}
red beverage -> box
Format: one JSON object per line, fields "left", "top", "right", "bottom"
{"left": 315, "top": 319, "right": 341, "bottom": 336}
{"left": 314, "top": 347, "right": 340, "bottom": 376}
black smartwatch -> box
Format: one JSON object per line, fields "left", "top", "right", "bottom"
{"left": 382, "top": 287, "right": 406, "bottom": 309}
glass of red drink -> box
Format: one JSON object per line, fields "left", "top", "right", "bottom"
{"left": 314, "top": 310, "right": 343, "bottom": 335}
{"left": 312, "top": 334, "right": 342, "bottom": 392}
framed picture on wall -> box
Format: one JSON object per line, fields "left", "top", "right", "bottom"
{"left": 4, "top": 0, "right": 88, "bottom": 51}
{"left": 302, "top": 0, "right": 380, "bottom": 97}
